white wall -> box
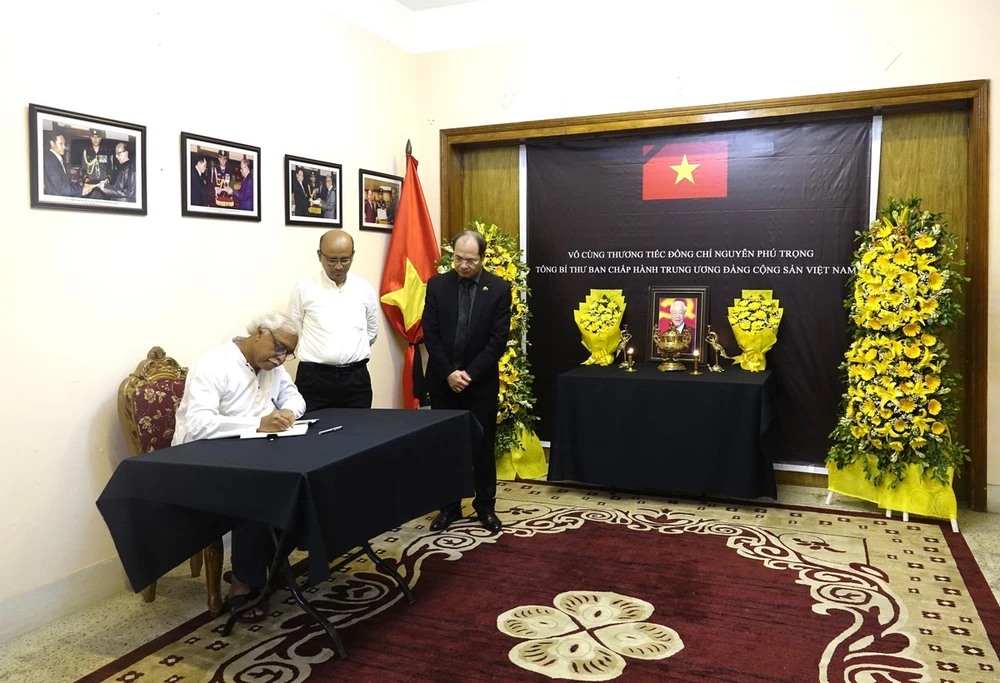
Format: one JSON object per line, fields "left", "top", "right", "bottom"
{"left": 0, "top": 1, "right": 417, "bottom": 614}
{"left": 410, "top": 0, "right": 1000, "bottom": 485}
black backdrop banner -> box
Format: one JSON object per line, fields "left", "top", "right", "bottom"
{"left": 526, "top": 119, "right": 872, "bottom": 466}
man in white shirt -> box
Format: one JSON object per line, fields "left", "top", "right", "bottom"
{"left": 171, "top": 312, "right": 306, "bottom": 622}
{"left": 288, "top": 230, "right": 379, "bottom": 410}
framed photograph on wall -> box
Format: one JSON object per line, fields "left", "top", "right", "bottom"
{"left": 359, "top": 169, "right": 403, "bottom": 233}
{"left": 28, "top": 103, "right": 147, "bottom": 215}
{"left": 180, "top": 132, "right": 260, "bottom": 221}
{"left": 285, "top": 155, "right": 342, "bottom": 228}
{"left": 647, "top": 286, "right": 710, "bottom": 362}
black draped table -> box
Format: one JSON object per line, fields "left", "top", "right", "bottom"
{"left": 97, "top": 407, "right": 479, "bottom": 656}
{"left": 549, "top": 365, "right": 776, "bottom": 500}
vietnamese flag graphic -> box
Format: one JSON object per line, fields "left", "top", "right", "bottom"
{"left": 642, "top": 141, "right": 728, "bottom": 200}
{"left": 379, "top": 148, "right": 441, "bottom": 408}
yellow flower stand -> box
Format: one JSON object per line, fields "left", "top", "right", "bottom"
{"left": 496, "top": 425, "right": 549, "bottom": 481}
{"left": 827, "top": 458, "right": 957, "bottom": 532}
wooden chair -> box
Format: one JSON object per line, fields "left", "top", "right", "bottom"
{"left": 117, "top": 346, "right": 224, "bottom": 616}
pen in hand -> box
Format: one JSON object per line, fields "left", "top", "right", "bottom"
{"left": 318, "top": 426, "right": 343, "bottom": 435}
{"left": 269, "top": 397, "right": 293, "bottom": 431}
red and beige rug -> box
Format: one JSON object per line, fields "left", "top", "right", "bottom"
{"left": 79, "top": 482, "right": 1000, "bottom": 682}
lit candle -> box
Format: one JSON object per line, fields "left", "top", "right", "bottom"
{"left": 627, "top": 347, "right": 634, "bottom": 360}
{"left": 693, "top": 349, "right": 700, "bottom": 359}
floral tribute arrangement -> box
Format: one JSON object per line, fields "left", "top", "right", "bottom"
{"left": 727, "top": 290, "right": 783, "bottom": 371}
{"left": 828, "top": 197, "right": 968, "bottom": 492}
{"left": 573, "top": 290, "right": 626, "bottom": 366}
{"left": 436, "top": 221, "right": 545, "bottom": 479}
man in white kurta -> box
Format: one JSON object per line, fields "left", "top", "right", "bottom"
{"left": 171, "top": 313, "right": 306, "bottom": 623}
{"left": 172, "top": 340, "right": 305, "bottom": 444}
{"left": 288, "top": 230, "right": 379, "bottom": 411}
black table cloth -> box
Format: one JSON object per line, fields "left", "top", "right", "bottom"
{"left": 97, "top": 408, "right": 480, "bottom": 594}
{"left": 549, "top": 365, "right": 776, "bottom": 499}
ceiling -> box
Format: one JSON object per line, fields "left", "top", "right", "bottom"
{"left": 330, "top": 0, "right": 507, "bottom": 54}
{"left": 393, "top": 0, "right": 484, "bottom": 9}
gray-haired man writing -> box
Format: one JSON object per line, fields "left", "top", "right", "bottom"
{"left": 171, "top": 311, "right": 306, "bottom": 623}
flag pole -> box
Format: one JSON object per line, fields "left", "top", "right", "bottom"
{"left": 403, "top": 139, "right": 423, "bottom": 407}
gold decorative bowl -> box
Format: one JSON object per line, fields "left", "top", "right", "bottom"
{"left": 652, "top": 325, "right": 691, "bottom": 372}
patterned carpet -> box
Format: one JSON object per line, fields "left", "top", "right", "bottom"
{"left": 78, "top": 482, "right": 1000, "bottom": 682}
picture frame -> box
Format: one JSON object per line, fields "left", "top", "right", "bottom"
{"left": 285, "top": 155, "right": 342, "bottom": 228}
{"left": 647, "top": 286, "right": 711, "bottom": 362}
{"left": 180, "top": 132, "right": 260, "bottom": 221}
{"left": 28, "top": 104, "right": 147, "bottom": 215}
{"left": 359, "top": 169, "right": 403, "bottom": 233}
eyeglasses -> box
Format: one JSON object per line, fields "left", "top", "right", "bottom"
{"left": 320, "top": 253, "right": 353, "bottom": 267}
{"left": 453, "top": 255, "right": 480, "bottom": 266}
{"left": 265, "top": 331, "right": 296, "bottom": 360}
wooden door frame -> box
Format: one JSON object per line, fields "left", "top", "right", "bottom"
{"left": 440, "top": 80, "right": 990, "bottom": 511}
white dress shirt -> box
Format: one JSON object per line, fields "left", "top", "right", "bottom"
{"left": 288, "top": 270, "right": 379, "bottom": 366}
{"left": 171, "top": 340, "right": 306, "bottom": 445}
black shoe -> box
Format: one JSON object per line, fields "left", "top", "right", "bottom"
{"left": 430, "top": 507, "right": 462, "bottom": 532}
{"left": 478, "top": 512, "right": 503, "bottom": 533}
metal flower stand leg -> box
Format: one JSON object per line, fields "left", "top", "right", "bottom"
{"left": 825, "top": 490, "right": 959, "bottom": 532}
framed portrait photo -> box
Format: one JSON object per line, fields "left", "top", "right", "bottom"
{"left": 180, "top": 132, "right": 260, "bottom": 221}
{"left": 29, "top": 104, "right": 147, "bottom": 215}
{"left": 648, "top": 286, "right": 710, "bottom": 362}
{"left": 285, "top": 155, "right": 342, "bottom": 228}
{"left": 359, "top": 169, "right": 403, "bottom": 233}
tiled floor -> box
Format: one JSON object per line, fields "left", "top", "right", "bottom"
{"left": 0, "top": 485, "right": 996, "bottom": 683}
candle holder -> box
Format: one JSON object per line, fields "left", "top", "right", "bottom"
{"left": 690, "top": 349, "right": 703, "bottom": 375}
{"left": 624, "top": 347, "right": 637, "bottom": 372}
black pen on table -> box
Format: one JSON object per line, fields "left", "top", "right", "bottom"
{"left": 318, "top": 426, "right": 343, "bottom": 435}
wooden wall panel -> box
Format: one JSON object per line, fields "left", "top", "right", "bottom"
{"left": 456, "top": 146, "right": 520, "bottom": 244}
{"left": 878, "top": 110, "right": 970, "bottom": 499}
{"left": 878, "top": 110, "right": 968, "bottom": 245}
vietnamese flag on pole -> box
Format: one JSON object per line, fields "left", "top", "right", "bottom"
{"left": 379, "top": 143, "right": 441, "bottom": 408}
{"left": 642, "top": 141, "right": 728, "bottom": 200}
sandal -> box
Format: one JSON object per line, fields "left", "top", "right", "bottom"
{"left": 223, "top": 590, "right": 268, "bottom": 624}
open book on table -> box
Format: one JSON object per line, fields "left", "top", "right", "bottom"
{"left": 239, "top": 422, "right": 310, "bottom": 439}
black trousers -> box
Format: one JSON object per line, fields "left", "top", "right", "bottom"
{"left": 430, "top": 386, "right": 499, "bottom": 516}
{"left": 296, "top": 361, "right": 373, "bottom": 412}
{"left": 231, "top": 522, "right": 274, "bottom": 590}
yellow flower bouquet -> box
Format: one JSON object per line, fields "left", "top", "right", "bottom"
{"left": 573, "top": 289, "right": 626, "bottom": 366}
{"left": 727, "top": 289, "right": 782, "bottom": 371}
